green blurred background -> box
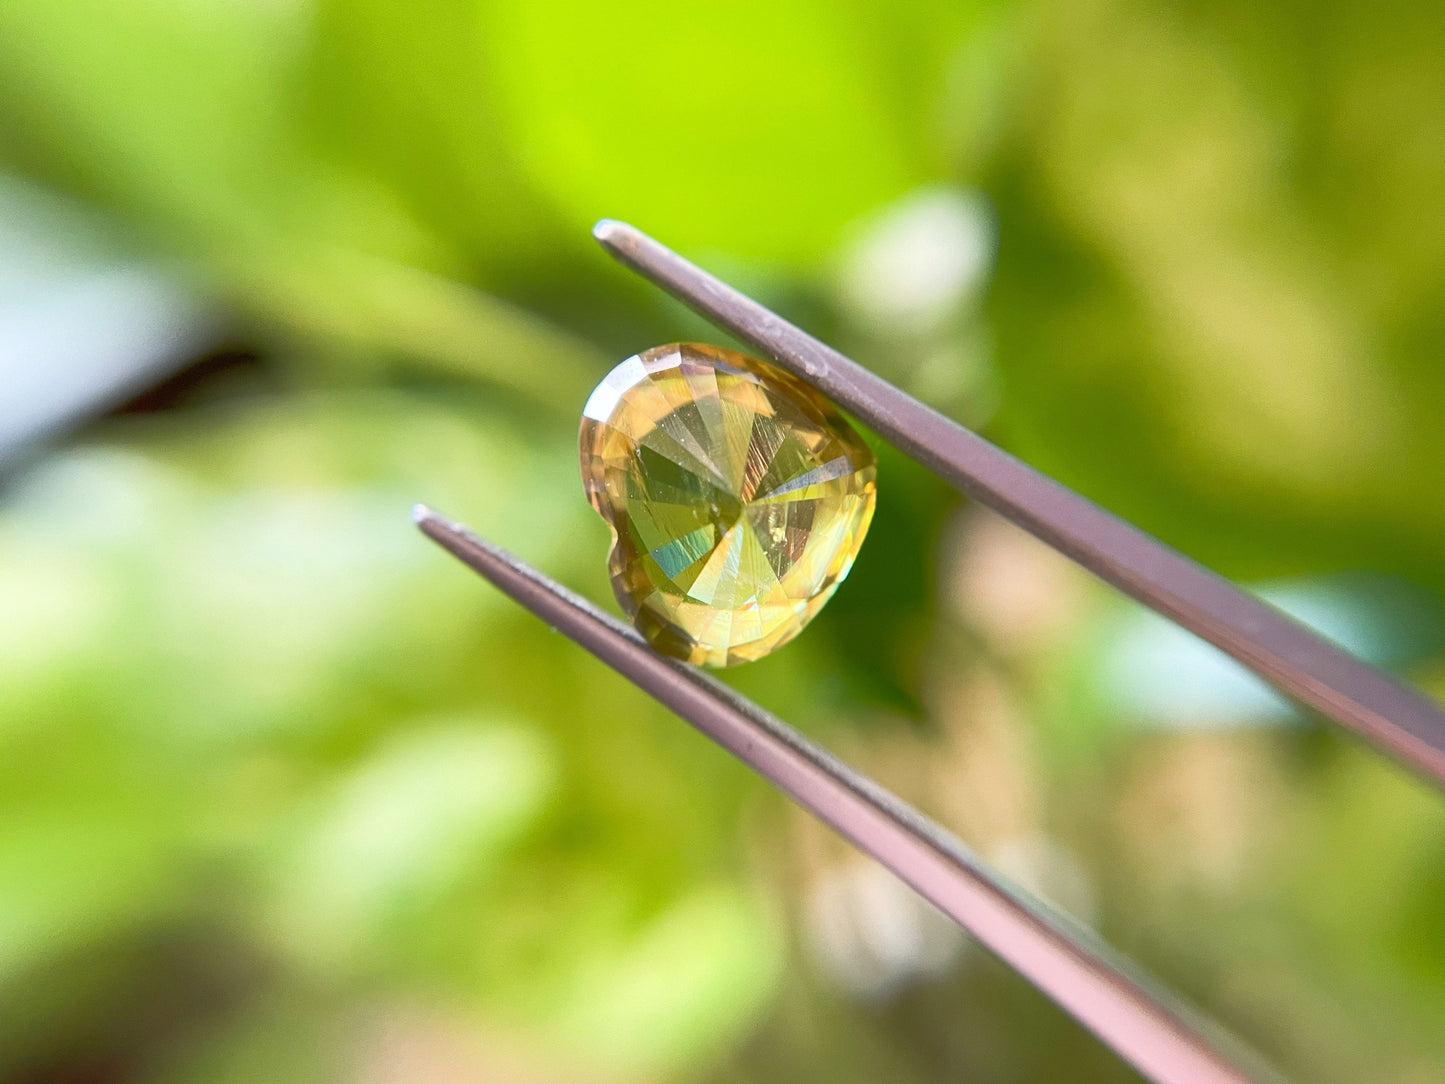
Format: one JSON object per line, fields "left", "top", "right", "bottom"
{"left": 1, "top": 1, "right": 1444, "bottom": 1081}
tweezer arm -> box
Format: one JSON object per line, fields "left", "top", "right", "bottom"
{"left": 415, "top": 506, "right": 1274, "bottom": 1084}
{"left": 593, "top": 219, "right": 1445, "bottom": 788}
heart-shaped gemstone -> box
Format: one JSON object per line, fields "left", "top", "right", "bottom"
{"left": 580, "top": 342, "right": 876, "bottom": 667}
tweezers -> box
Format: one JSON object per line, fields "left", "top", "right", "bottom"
{"left": 414, "top": 219, "right": 1445, "bottom": 1084}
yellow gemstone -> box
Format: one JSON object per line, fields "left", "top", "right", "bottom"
{"left": 580, "top": 342, "right": 877, "bottom": 667}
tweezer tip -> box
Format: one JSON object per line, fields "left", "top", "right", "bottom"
{"left": 592, "top": 218, "right": 635, "bottom": 250}
{"left": 412, "top": 504, "right": 466, "bottom": 550}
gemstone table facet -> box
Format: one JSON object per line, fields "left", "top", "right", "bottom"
{"left": 580, "top": 342, "right": 876, "bottom": 667}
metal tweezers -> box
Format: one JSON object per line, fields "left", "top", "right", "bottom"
{"left": 414, "top": 220, "right": 1445, "bottom": 1084}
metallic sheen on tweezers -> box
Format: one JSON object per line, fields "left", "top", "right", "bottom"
{"left": 414, "top": 506, "right": 1277, "bottom": 1084}
{"left": 414, "top": 218, "right": 1445, "bottom": 1084}
{"left": 592, "top": 219, "right": 1445, "bottom": 787}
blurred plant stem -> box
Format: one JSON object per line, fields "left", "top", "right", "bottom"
{"left": 232, "top": 245, "right": 604, "bottom": 407}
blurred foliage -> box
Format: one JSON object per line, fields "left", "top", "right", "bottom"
{"left": 0, "top": 1, "right": 1442, "bottom": 1082}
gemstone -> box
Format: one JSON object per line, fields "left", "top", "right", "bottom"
{"left": 580, "top": 342, "right": 876, "bottom": 667}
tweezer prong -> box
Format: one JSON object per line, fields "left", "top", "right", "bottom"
{"left": 414, "top": 505, "right": 1277, "bottom": 1084}
{"left": 593, "top": 219, "right": 1445, "bottom": 787}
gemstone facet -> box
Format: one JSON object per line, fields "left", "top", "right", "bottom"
{"left": 580, "top": 343, "right": 876, "bottom": 667}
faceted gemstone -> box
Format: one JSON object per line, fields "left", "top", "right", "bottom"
{"left": 580, "top": 342, "right": 876, "bottom": 667}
